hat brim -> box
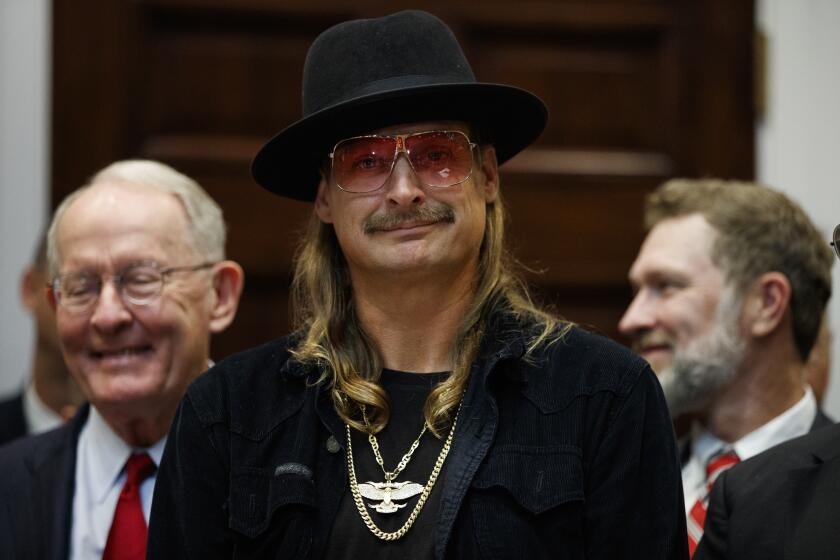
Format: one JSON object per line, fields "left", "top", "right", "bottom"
{"left": 251, "top": 82, "right": 547, "bottom": 201}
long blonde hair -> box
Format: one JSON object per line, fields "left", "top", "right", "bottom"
{"left": 290, "top": 187, "right": 566, "bottom": 436}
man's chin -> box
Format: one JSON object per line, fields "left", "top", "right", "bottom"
{"left": 640, "top": 351, "right": 674, "bottom": 376}
{"left": 85, "top": 371, "right": 165, "bottom": 409}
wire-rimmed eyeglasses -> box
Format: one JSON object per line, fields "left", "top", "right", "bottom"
{"left": 51, "top": 261, "right": 216, "bottom": 314}
{"left": 328, "top": 130, "right": 478, "bottom": 193}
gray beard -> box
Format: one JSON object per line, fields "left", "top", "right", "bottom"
{"left": 659, "top": 292, "right": 745, "bottom": 418}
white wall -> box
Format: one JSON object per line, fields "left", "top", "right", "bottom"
{"left": 0, "top": 0, "right": 51, "bottom": 397}
{"left": 757, "top": 0, "right": 840, "bottom": 417}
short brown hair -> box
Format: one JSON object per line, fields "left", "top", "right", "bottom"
{"left": 645, "top": 179, "right": 833, "bottom": 362}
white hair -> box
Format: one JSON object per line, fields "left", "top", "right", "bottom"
{"left": 47, "top": 160, "right": 227, "bottom": 276}
{"left": 660, "top": 286, "right": 746, "bottom": 416}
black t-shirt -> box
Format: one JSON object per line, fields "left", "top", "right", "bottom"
{"left": 323, "top": 369, "right": 450, "bottom": 559}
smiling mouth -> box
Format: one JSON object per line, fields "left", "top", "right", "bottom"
{"left": 90, "top": 346, "right": 153, "bottom": 360}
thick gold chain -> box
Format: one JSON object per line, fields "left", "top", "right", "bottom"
{"left": 345, "top": 399, "right": 463, "bottom": 541}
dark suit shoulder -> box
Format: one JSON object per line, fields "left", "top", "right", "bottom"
{"left": 0, "top": 410, "right": 82, "bottom": 559}
{"left": 0, "top": 393, "right": 27, "bottom": 446}
{"left": 722, "top": 421, "right": 840, "bottom": 496}
{"left": 0, "top": 393, "right": 26, "bottom": 445}
{"left": 0, "top": 420, "right": 76, "bottom": 488}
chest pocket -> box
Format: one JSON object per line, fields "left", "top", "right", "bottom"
{"left": 228, "top": 465, "right": 316, "bottom": 559}
{"left": 469, "top": 445, "right": 585, "bottom": 559}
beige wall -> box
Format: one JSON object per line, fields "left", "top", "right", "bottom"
{"left": 0, "top": 0, "right": 50, "bottom": 396}
{"left": 757, "top": 0, "right": 840, "bottom": 417}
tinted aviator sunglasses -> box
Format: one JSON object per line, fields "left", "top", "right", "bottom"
{"left": 328, "top": 130, "right": 478, "bottom": 193}
{"left": 831, "top": 224, "right": 840, "bottom": 260}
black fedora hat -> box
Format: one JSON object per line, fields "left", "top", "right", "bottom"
{"left": 251, "top": 10, "right": 548, "bottom": 201}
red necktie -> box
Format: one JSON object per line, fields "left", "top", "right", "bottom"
{"left": 687, "top": 449, "right": 740, "bottom": 557}
{"left": 103, "top": 452, "right": 157, "bottom": 560}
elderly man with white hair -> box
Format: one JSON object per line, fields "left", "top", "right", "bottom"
{"left": 0, "top": 160, "right": 244, "bottom": 560}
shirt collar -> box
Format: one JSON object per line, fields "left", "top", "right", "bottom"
{"left": 84, "top": 407, "right": 167, "bottom": 504}
{"left": 22, "top": 381, "right": 63, "bottom": 435}
{"left": 691, "top": 385, "right": 817, "bottom": 466}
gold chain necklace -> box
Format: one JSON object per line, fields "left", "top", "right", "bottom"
{"left": 364, "top": 406, "right": 427, "bottom": 483}
{"left": 345, "top": 399, "right": 463, "bottom": 541}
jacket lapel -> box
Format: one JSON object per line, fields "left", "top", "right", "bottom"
{"left": 24, "top": 406, "right": 87, "bottom": 560}
{"left": 434, "top": 308, "right": 527, "bottom": 559}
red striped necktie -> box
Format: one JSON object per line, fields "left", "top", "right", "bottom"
{"left": 103, "top": 452, "right": 157, "bottom": 560}
{"left": 687, "top": 449, "right": 740, "bottom": 557}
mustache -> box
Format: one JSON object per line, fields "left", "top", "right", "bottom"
{"left": 632, "top": 331, "right": 673, "bottom": 352}
{"left": 363, "top": 204, "right": 455, "bottom": 234}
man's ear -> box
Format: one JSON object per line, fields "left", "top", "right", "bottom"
{"left": 743, "top": 272, "right": 791, "bottom": 338}
{"left": 20, "top": 265, "right": 40, "bottom": 312}
{"left": 208, "top": 260, "right": 245, "bottom": 334}
{"left": 314, "top": 175, "right": 334, "bottom": 224}
{"left": 479, "top": 145, "right": 499, "bottom": 203}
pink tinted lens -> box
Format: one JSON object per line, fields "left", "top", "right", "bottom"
{"left": 406, "top": 131, "right": 473, "bottom": 187}
{"left": 333, "top": 136, "right": 397, "bottom": 192}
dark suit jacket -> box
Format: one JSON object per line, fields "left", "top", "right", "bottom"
{"left": 0, "top": 393, "right": 27, "bottom": 446}
{"left": 0, "top": 406, "right": 88, "bottom": 560}
{"left": 695, "top": 420, "right": 840, "bottom": 560}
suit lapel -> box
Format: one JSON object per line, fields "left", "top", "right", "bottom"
{"left": 24, "top": 406, "right": 88, "bottom": 560}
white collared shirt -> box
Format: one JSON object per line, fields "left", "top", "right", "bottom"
{"left": 70, "top": 407, "right": 166, "bottom": 560}
{"left": 22, "top": 381, "right": 63, "bottom": 435}
{"left": 682, "top": 385, "right": 817, "bottom": 513}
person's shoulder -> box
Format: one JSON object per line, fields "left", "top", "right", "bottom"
{"left": 539, "top": 325, "right": 649, "bottom": 386}
{"left": 0, "top": 393, "right": 26, "bottom": 445}
{"left": 0, "top": 393, "right": 24, "bottom": 423}
{"left": 185, "top": 333, "right": 310, "bottom": 430}
{"left": 0, "top": 392, "right": 23, "bottom": 412}
{"left": 557, "top": 325, "right": 645, "bottom": 362}
{"left": 0, "top": 421, "right": 75, "bottom": 480}
{"left": 727, "top": 422, "right": 840, "bottom": 488}
{"left": 520, "top": 324, "right": 653, "bottom": 409}
{"left": 192, "top": 334, "right": 302, "bottom": 390}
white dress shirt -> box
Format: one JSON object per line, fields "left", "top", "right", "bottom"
{"left": 22, "top": 380, "right": 63, "bottom": 435}
{"left": 681, "top": 385, "right": 817, "bottom": 513}
{"left": 70, "top": 407, "right": 166, "bottom": 560}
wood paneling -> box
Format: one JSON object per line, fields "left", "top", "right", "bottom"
{"left": 52, "top": 0, "right": 754, "bottom": 359}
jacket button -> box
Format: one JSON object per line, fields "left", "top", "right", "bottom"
{"left": 326, "top": 435, "right": 341, "bottom": 453}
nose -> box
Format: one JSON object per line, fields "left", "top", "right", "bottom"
{"left": 618, "top": 289, "right": 657, "bottom": 336}
{"left": 89, "top": 280, "right": 133, "bottom": 333}
{"left": 384, "top": 155, "right": 426, "bottom": 207}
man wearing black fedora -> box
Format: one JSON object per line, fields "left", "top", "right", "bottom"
{"left": 149, "top": 10, "right": 687, "bottom": 559}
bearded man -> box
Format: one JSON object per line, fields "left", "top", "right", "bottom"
{"left": 149, "top": 10, "right": 686, "bottom": 559}
{"left": 695, "top": 225, "right": 840, "bottom": 560}
{"left": 618, "top": 178, "right": 834, "bottom": 556}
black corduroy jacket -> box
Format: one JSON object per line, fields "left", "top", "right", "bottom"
{"left": 148, "top": 309, "right": 688, "bottom": 559}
